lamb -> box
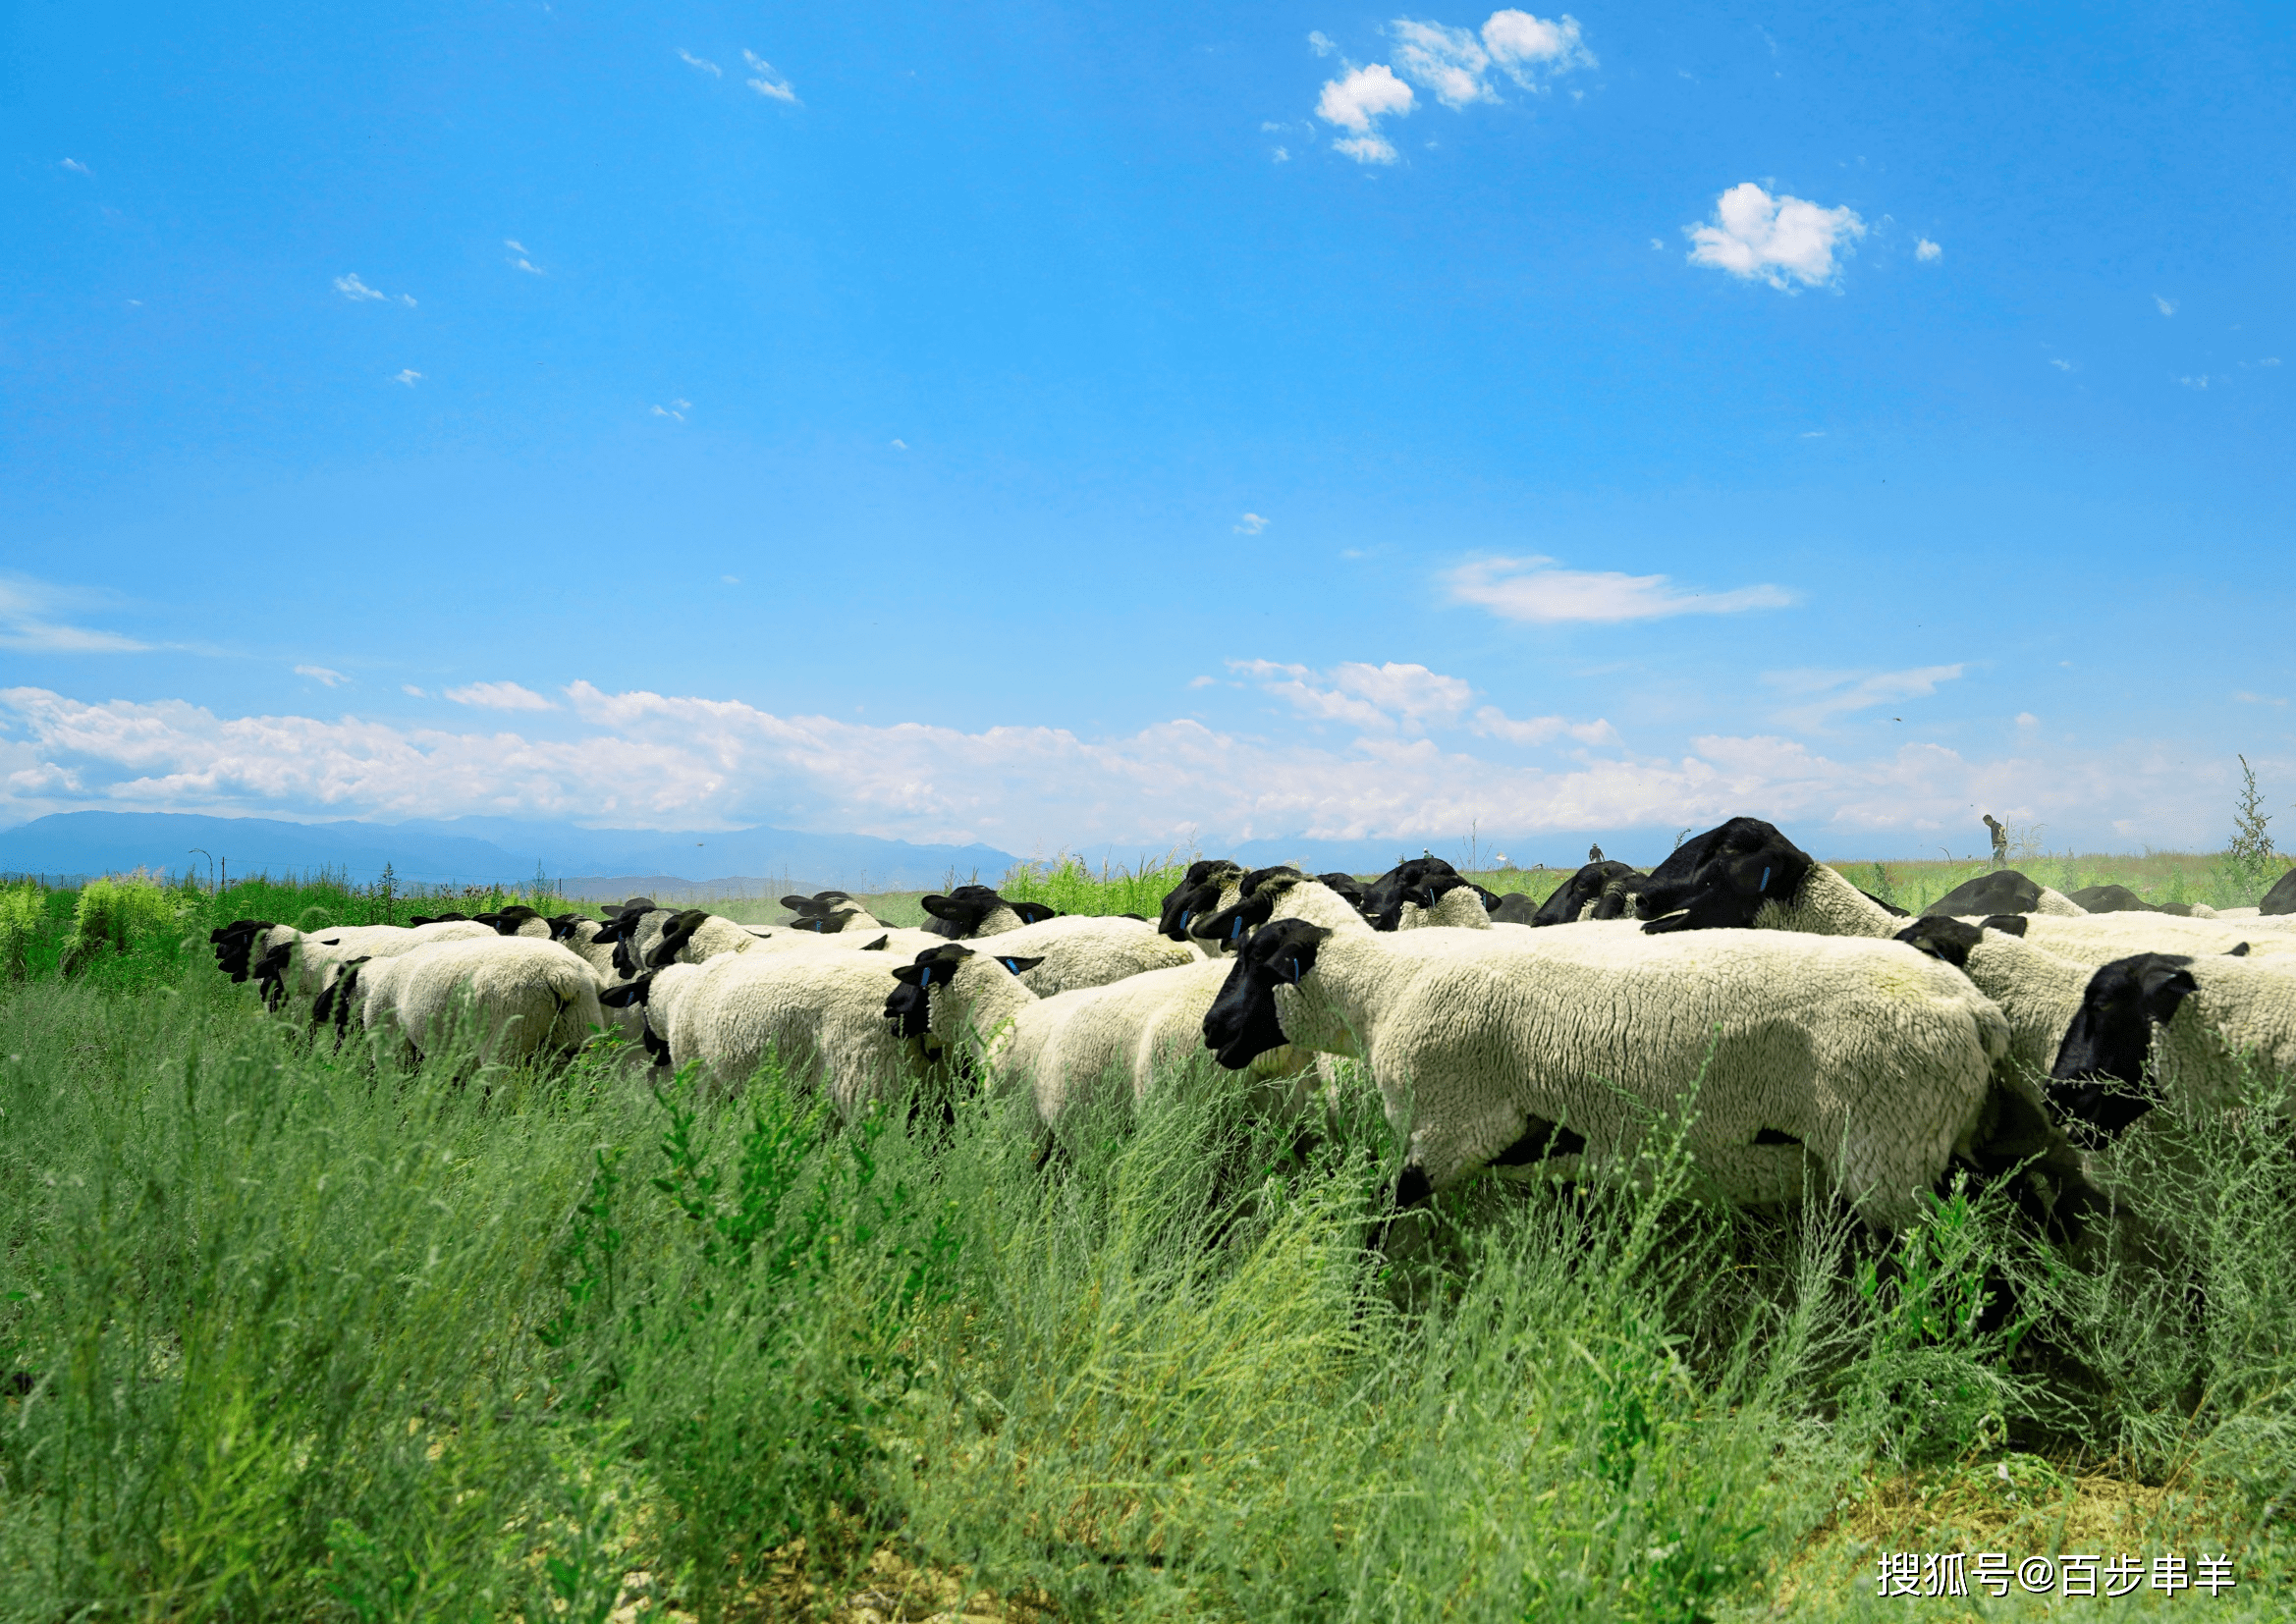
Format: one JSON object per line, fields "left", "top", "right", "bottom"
{"left": 884, "top": 943, "right": 1312, "bottom": 1130}
{"left": 1197, "top": 909, "right": 2086, "bottom": 1235}
{"left": 917, "top": 885, "right": 1060, "bottom": 939}
{"left": 321, "top": 936, "right": 605, "bottom": 1064}
{"left": 2047, "top": 946, "right": 2296, "bottom": 1145}
{"left": 599, "top": 947, "right": 935, "bottom": 1114}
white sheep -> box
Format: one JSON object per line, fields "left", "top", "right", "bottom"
{"left": 916, "top": 885, "right": 1062, "bottom": 939}
{"left": 330, "top": 936, "right": 605, "bottom": 1064}
{"left": 1198, "top": 910, "right": 2062, "bottom": 1234}
{"left": 602, "top": 947, "right": 931, "bottom": 1113}
{"left": 885, "top": 943, "right": 1313, "bottom": 1130}
{"left": 779, "top": 891, "right": 888, "bottom": 934}
{"left": 952, "top": 912, "right": 1198, "bottom": 995}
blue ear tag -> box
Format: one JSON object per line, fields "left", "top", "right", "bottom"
{"left": 1759, "top": 865, "right": 1771, "bottom": 893}
{"left": 1178, "top": 911, "right": 1191, "bottom": 930}
{"left": 1000, "top": 957, "right": 1019, "bottom": 972}
{"left": 1230, "top": 917, "right": 1244, "bottom": 943}
{"left": 919, "top": 966, "right": 932, "bottom": 987}
{"left": 1287, "top": 959, "right": 1302, "bottom": 985}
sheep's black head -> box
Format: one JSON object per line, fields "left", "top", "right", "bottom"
{"left": 1363, "top": 856, "right": 1458, "bottom": 931}
{"left": 600, "top": 972, "right": 666, "bottom": 1063}
{"left": 491, "top": 904, "right": 544, "bottom": 937}
{"left": 2047, "top": 952, "right": 2199, "bottom": 1145}
{"left": 208, "top": 920, "right": 276, "bottom": 981}
{"left": 312, "top": 956, "right": 371, "bottom": 1040}
{"left": 1924, "top": 869, "right": 2044, "bottom": 919}
{"left": 1894, "top": 916, "right": 1985, "bottom": 969}
{"left": 644, "top": 909, "right": 713, "bottom": 970}
{"left": 1315, "top": 873, "right": 1373, "bottom": 919}
{"left": 251, "top": 939, "right": 295, "bottom": 1009}
{"left": 1531, "top": 861, "right": 1641, "bottom": 927}
{"left": 918, "top": 886, "right": 1008, "bottom": 938}
{"left": 1631, "top": 817, "right": 1813, "bottom": 935}
{"left": 1157, "top": 859, "right": 1242, "bottom": 942}
{"left": 1202, "top": 918, "right": 1328, "bottom": 1070}
{"left": 1190, "top": 876, "right": 1290, "bottom": 948}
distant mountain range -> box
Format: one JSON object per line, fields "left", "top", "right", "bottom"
{"left": 0, "top": 812, "right": 1021, "bottom": 893}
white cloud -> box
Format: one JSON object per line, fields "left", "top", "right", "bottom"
{"left": 1273, "top": 145, "right": 1291, "bottom": 162}
{"left": 1915, "top": 237, "right": 1941, "bottom": 261}
{"left": 505, "top": 240, "right": 544, "bottom": 274}
{"left": 1686, "top": 184, "right": 1864, "bottom": 291}
{"left": 1480, "top": 9, "right": 1594, "bottom": 83}
{"left": 334, "top": 273, "right": 415, "bottom": 307}
{"left": 2177, "top": 375, "right": 2210, "bottom": 390}
{"left": 2234, "top": 690, "right": 2289, "bottom": 708}
{"left": 678, "top": 48, "right": 722, "bottom": 77}
{"left": 2155, "top": 296, "right": 2177, "bottom": 316}
{"left": 2258, "top": 357, "right": 2281, "bottom": 367}
{"left": 890, "top": 438, "right": 907, "bottom": 450}
{"left": 1234, "top": 513, "right": 1268, "bottom": 534}
{"left": 0, "top": 682, "right": 2268, "bottom": 853}
{"left": 60, "top": 158, "right": 90, "bottom": 175}
{"left": 1228, "top": 659, "right": 1615, "bottom": 751}
{"left": 652, "top": 399, "right": 690, "bottom": 422}
{"left": 1472, "top": 706, "right": 1616, "bottom": 746}
{"left": 1318, "top": 62, "right": 1414, "bottom": 133}
{"left": 1391, "top": 20, "right": 1496, "bottom": 108}
{"left": 0, "top": 577, "right": 149, "bottom": 654}
{"left": 721, "top": 574, "right": 740, "bottom": 585}
{"left": 1447, "top": 556, "right": 1797, "bottom": 623}
{"left": 1763, "top": 665, "right": 1965, "bottom": 731}
{"left": 1334, "top": 135, "right": 1399, "bottom": 164}
{"left": 402, "top": 684, "right": 427, "bottom": 697}
{"left": 1309, "top": 30, "right": 1338, "bottom": 55}
{"left": 2050, "top": 358, "right": 2074, "bottom": 371}
{"left": 443, "top": 681, "right": 554, "bottom": 712}
{"left": 295, "top": 665, "right": 347, "bottom": 687}
{"left": 392, "top": 369, "right": 422, "bottom": 387}
{"left": 743, "top": 50, "right": 797, "bottom": 102}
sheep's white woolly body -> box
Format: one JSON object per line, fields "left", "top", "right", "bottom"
{"left": 1395, "top": 886, "right": 1495, "bottom": 932}
{"left": 1264, "top": 925, "right": 2008, "bottom": 1231}
{"left": 1924, "top": 928, "right": 2105, "bottom": 1074}
{"left": 919, "top": 953, "right": 1311, "bottom": 1128}
{"left": 292, "top": 921, "right": 497, "bottom": 998}
{"left": 1753, "top": 864, "right": 1905, "bottom": 938}
{"left": 957, "top": 914, "right": 1195, "bottom": 995}
{"left": 1994, "top": 915, "right": 2296, "bottom": 966}
{"left": 355, "top": 937, "right": 604, "bottom": 1062}
{"left": 2144, "top": 958, "right": 2296, "bottom": 1113}
{"left": 656, "top": 950, "right": 923, "bottom": 1113}
{"left": 556, "top": 918, "right": 622, "bottom": 978}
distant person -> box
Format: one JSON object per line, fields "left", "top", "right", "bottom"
{"left": 1588, "top": 842, "right": 1605, "bottom": 864}
{"left": 1982, "top": 814, "right": 2007, "bottom": 868}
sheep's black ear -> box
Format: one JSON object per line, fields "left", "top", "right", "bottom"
{"left": 1117, "top": 911, "right": 1146, "bottom": 922}
{"left": 780, "top": 895, "right": 810, "bottom": 911}
{"left": 2228, "top": 942, "right": 2251, "bottom": 956}
{"left": 600, "top": 974, "right": 654, "bottom": 1007}
{"left": 919, "top": 894, "right": 959, "bottom": 920}
{"left": 1012, "top": 902, "right": 1059, "bottom": 924}
{"left": 995, "top": 955, "right": 1045, "bottom": 975}
{"left": 860, "top": 934, "right": 892, "bottom": 950}
{"left": 1981, "top": 914, "right": 2029, "bottom": 937}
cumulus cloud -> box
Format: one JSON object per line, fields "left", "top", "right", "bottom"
{"left": 1334, "top": 135, "right": 1399, "bottom": 164}
{"left": 1234, "top": 513, "right": 1268, "bottom": 534}
{"left": 0, "top": 577, "right": 149, "bottom": 654}
{"left": 1318, "top": 62, "right": 1414, "bottom": 134}
{"left": 1764, "top": 665, "right": 1965, "bottom": 731}
{"left": 443, "top": 681, "right": 555, "bottom": 712}
{"left": 1447, "top": 557, "right": 1797, "bottom": 623}
{"left": 743, "top": 50, "right": 797, "bottom": 102}
{"left": 1685, "top": 183, "right": 1865, "bottom": 291}
{"left": 678, "top": 48, "right": 722, "bottom": 77}
{"left": 295, "top": 665, "right": 347, "bottom": 687}
{"left": 335, "top": 273, "right": 415, "bottom": 307}
{"left": 0, "top": 681, "right": 2234, "bottom": 851}
{"left": 1915, "top": 237, "right": 1941, "bottom": 261}
{"left": 1229, "top": 659, "right": 1617, "bottom": 751}
{"left": 1389, "top": 11, "right": 1591, "bottom": 106}
{"left": 1308, "top": 30, "right": 1338, "bottom": 55}
{"left": 392, "top": 369, "right": 422, "bottom": 387}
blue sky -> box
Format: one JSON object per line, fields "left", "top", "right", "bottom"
{"left": 2, "top": 1, "right": 2290, "bottom": 864}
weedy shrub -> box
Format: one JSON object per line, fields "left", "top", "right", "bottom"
{"left": 57, "top": 875, "right": 189, "bottom": 977}
{"left": 1000, "top": 850, "right": 1198, "bottom": 918}
{"left": 0, "top": 884, "right": 44, "bottom": 980}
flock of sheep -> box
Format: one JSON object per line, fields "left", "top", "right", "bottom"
{"left": 205, "top": 816, "right": 2296, "bottom": 1247}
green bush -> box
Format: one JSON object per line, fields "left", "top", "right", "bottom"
{"left": 0, "top": 885, "right": 43, "bottom": 980}
{"left": 57, "top": 876, "right": 188, "bottom": 976}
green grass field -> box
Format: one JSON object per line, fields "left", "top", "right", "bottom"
{"left": 2, "top": 855, "right": 2293, "bottom": 1620}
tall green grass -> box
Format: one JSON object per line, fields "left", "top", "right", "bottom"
{"left": 4, "top": 947, "right": 2293, "bottom": 1618}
